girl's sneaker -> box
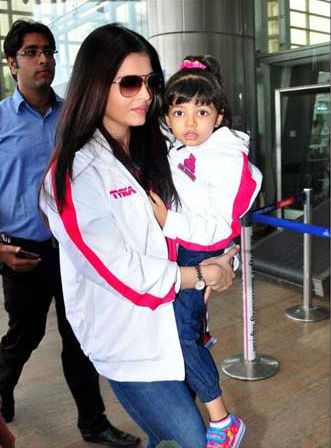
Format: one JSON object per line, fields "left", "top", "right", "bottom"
{"left": 203, "top": 331, "right": 217, "bottom": 350}
{"left": 206, "top": 414, "right": 246, "bottom": 448}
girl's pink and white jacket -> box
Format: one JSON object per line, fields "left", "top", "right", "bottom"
{"left": 41, "top": 130, "right": 184, "bottom": 382}
{"left": 163, "top": 126, "right": 263, "bottom": 251}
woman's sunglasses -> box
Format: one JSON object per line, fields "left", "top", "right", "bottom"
{"left": 112, "top": 73, "right": 163, "bottom": 98}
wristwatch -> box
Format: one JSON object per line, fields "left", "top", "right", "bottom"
{"left": 194, "top": 265, "right": 206, "bottom": 290}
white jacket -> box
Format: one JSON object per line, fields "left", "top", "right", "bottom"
{"left": 163, "top": 126, "right": 262, "bottom": 250}
{"left": 41, "top": 130, "right": 184, "bottom": 382}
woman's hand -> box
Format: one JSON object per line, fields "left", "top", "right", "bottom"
{"left": 149, "top": 191, "right": 168, "bottom": 228}
{"left": 200, "top": 245, "right": 240, "bottom": 293}
{"left": 201, "top": 262, "right": 234, "bottom": 293}
{"left": 179, "top": 245, "right": 240, "bottom": 294}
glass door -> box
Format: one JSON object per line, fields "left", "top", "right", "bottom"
{"left": 275, "top": 84, "right": 330, "bottom": 219}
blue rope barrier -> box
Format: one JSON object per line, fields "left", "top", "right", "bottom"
{"left": 251, "top": 213, "right": 330, "bottom": 238}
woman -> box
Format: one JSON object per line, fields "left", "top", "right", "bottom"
{"left": 40, "top": 24, "right": 238, "bottom": 448}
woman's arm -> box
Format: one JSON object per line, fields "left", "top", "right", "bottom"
{"left": 41, "top": 168, "right": 179, "bottom": 311}
{"left": 179, "top": 245, "right": 238, "bottom": 292}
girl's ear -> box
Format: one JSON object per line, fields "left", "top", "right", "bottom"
{"left": 165, "top": 114, "right": 171, "bottom": 129}
{"left": 215, "top": 113, "right": 224, "bottom": 128}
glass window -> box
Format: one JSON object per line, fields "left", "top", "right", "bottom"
{"left": 67, "top": 44, "right": 79, "bottom": 66}
{"left": 11, "top": 0, "right": 33, "bottom": 13}
{"left": 310, "top": 31, "right": 331, "bottom": 44}
{"left": 268, "top": 19, "right": 279, "bottom": 34}
{"left": 290, "top": 0, "right": 307, "bottom": 11}
{"left": 43, "top": 0, "right": 146, "bottom": 91}
{"left": 291, "top": 28, "right": 308, "bottom": 45}
{"left": 0, "top": 13, "right": 10, "bottom": 36}
{"left": 268, "top": 38, "right": 280, "bottom": 52}
{"left": 290, "top": 11, "right": 307, "bottom": 28}
{"left": 2, "top": 65, "right": 15, "bottom": 91}
{"left": 263, "top": 0, "right": 330, "bottom": 53}
{"left": 268, "top": 1, "right": 279, "bottom": 16}
{"left": 13, "top": 14, "right": 33, "bottom": 23}
{"left": 310, "top": 15, "right": 330, "bottom": 33}
{"left": 1, "top": 39, "right": 5, "bottom": 60}
{"left": 67, "top": 23, "right": 95, "bottom": 43}
{"left": 309, "top": 0, "right": 331, "bottom": 16}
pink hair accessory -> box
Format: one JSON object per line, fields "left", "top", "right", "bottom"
{"left": 179, "top": 60, "right": 206, "bottom": 70}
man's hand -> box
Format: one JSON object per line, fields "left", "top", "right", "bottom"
{"left": 0, "top": 243, "right": 41, "bottom": 272}
{"left": 0, "top": 412, "right": 15, "bottom": 448}
{"left": 149, "top": 191, "right": 168, "bottom": 228}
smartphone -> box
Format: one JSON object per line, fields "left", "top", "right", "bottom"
{"left": 16, "top": 250, "right": 40, "bottom": 260}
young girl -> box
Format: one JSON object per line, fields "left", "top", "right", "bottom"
{"left": 150, "top": 55, "right": 262, "bottom": 448}
{"left": 40, "top": 27, "right": 239, "bottom": 448}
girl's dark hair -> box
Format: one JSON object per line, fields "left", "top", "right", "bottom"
{"left": 44, "top": 23, "right": 179, "bottom": 210}
{"left": 164, "top": 55, "right": 232, "bottom": 128}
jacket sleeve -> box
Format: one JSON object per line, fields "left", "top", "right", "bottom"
{"left": 163, "top": 153, "right": 262, "bottom": 250}
{"left": 41, "top": 166, "right": 180, "bottom": 311}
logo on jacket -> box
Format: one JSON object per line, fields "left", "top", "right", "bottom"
{"left": 178, "top": 154, "right": 196, "bottom": 181}
{"left": 109, "top": 186, "right": 137, "bottom": 199}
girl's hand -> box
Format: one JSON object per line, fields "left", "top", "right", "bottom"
{"left": 204, "top": 286, "right": 212, "bottom": 303}
{"left": 200, "top": 245, "right": 240, "bottom": 293}
{"left": 149, "top": 190, "right": 168, "bottom": 228}
{"left": 200, "top": 245, "right": 240, "bottom": 271}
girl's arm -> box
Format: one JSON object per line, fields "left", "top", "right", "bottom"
{"left": 163, "top": 153, "right": 262, "bottom": 250}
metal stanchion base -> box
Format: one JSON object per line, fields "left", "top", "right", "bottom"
{"left": 285, "top": 305, "right": 330, "bottom": 322}
{"left": 222, "top": 353, "right": 279, "bottom": 381}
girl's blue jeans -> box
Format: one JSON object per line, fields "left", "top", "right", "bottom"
{"left": 175, "top": 246, "right": 223, "bottom": 402}
{"left": 108, "top": 379, "right": 206, "bottom": 448}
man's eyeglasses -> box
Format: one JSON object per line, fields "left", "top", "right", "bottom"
{"left": 17, "top": 49, "right": 58, "bottom": 59}
{"left": 112, "top": 73, "right": 163, "bottom": 98}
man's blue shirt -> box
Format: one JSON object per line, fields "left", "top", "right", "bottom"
{"left": 0, "top": 87, "right": 62, "bottom": 241}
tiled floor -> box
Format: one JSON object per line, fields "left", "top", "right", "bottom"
{"left": 0, "top": 274, "right": 329, "bottom": 448}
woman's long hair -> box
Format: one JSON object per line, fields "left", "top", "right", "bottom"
{"left": 42, "top": 23, "right": 179, "bottom": 210}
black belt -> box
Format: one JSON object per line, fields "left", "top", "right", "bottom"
{"left": 0, "top": 234, "right": 58, "bottom": 249}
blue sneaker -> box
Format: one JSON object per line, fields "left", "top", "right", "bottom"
{"left": 206, "top": 414, "right": 246, "bottom": 448}
{"left": 203, "top": 332, "right": 217, "bottom": 350}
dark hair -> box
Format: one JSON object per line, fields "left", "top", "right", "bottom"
{"left": 4, "top": 19, "right": 55, "bottom": 58}
{"left": 44, "top": 23, "right": 179, "bottom": 210}
{"left": 164, "top": 55, "right": 232, "bottom": 128}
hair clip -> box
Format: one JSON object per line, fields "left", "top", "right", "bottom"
{"left": 179, "top": 60, "right": 206, "bottom": 70}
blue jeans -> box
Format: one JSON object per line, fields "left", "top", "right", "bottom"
{"left": 174, "top": 246, "right": 224, "bottom": 403}
{"left": 109, "top": 379, "right": 206, "bottom": 448}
